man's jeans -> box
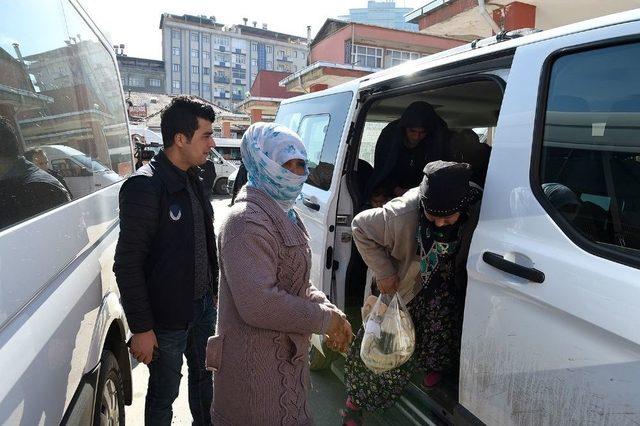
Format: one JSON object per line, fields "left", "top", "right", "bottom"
{"left": 145, "top": 292, "right": 216, "bottom": 425}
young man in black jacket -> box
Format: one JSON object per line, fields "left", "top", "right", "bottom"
{"left": 114, "top": 96, "right": 217, "bottom": 425}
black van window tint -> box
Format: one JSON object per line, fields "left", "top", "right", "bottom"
{"left": 539, "top": 42, "right": 640, "bottom": 256}
{"left": 275, "top": 91, "right": 353, "bottom": 190}
{"left": 0, "top": 0, "right": 131, "bottom": 232}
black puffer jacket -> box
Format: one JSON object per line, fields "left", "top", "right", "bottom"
{"left": 114, "top": 150, "right": 218, "bottom": 333}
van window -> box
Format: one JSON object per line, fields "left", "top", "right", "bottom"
{"left": 0, "top": 0, "right": 130, "bottom": 231}
{"left": 276, "top": 91, "right": 354, "bottom": 190}
{"left": 539, "top": 42, "right": 640, "bottom": 255}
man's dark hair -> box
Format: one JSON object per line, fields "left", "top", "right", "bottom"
{"left": 0, "top": 116, "right": 20, "bottom": 158}
{"left": 160, "top": 96, "right": 216, "bottom": 148}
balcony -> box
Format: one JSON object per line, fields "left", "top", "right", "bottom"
{"left": 232, "top": 94, "right": 244, "bottom": 101}
{"left": 214, "top": 76, "right": 230, "bottom": 84}
{"left": 214, "top": 92, "right": 230, "bottom": 99}
{"left": 217, "top": 61, "right": 231, "bottom": 68}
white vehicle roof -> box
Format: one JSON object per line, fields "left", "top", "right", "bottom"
{"left": 214, "top": 138, "right": 241, "bottom": 148}
{"left": 39, "top": 144, "right": 87, "bottom": 157}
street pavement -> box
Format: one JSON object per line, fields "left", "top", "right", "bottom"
{"left": 125, "top": 196, "right": 406, "bottom": 425}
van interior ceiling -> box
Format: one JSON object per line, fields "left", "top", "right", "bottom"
{"left": 338, "top": 77, "right": 506, "bottom": 420}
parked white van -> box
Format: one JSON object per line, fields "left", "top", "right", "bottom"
{"left": 276, "top": 10, "right": 640, "bottom": 425}
{"left": 213, "top": 138, "right": 242, "bottom": 166}
{"left": 1, "top": 0, "right": 133, "bottom": 424}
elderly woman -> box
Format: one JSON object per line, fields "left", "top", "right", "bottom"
{"left": 342, "top": 161, "right": 482, "bottom": 425}
{"left": 209, "top": 123, "right": 352, "bottom": 425}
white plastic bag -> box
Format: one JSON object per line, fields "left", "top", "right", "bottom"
{"left": 360, "top": 293, "right": 415, "bottom": 374}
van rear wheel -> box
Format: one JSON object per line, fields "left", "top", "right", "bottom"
{"left": 95, "top": 350, "right": 125, "bottom": 426}
{"left": 214, "top": 178, "right": 228, "bottom": 195}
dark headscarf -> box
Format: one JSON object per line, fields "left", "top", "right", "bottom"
{"left": 419, "top": 161, "right": 477, "bottom": 217}
{"left": 398, "top": 101, "right": 448, "bottom": 137}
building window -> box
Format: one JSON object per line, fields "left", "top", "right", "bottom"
{"left": 301, "top": 52, "right": 305, "bottom": 59}
{"left": 234, "top": 54, "right": 245, "bottom": 64}
{"left": 202, "top": 83, "right": 211, "bottom": 93}
{"left": 191, "top": 82, "right": 199, "bottom": 91}
{"left": 352, "top": 44, "right": 383, "bottom": 69}
{"left": 172, "top": 80, "right": 181, "bottom": 90}
{"left": 293, "top": 51, "right": 298, "bottom": 59}
{"left": 251, "top": 43, "right": 257, "bottom": 52}
{"left": 172, "top": 63, "right": 180, "bottom": 72}
{"left": 267, "top": 45, "right": 273, "bottom": 54}
{"left": 203, "top": 51, "right": 210, "bottom": 61}
{"left": 191, "top": 32, "right": 199, "bottom": 42}
{"left": 203, "top": 67, "right": 210, "bottom": 75}
{"left": 277, "top": 50, "right": 285, "bottom": 59}
{"left": 149, "top": 78, "right": 161, "bottom": 87}
{"left": 232, "top": 69, "right": 246, "bottom": 79}
{"left": 128, "top": 75, "right": 145, "bottom": 87}
{"left": 172, "top": 47, "right": 180, "bottom": 56}
{"left": 191, "top": 49, "right": 199, "bottom": 58}
{"left": 221, "top": 37, "right": 230, "bottom": 46}
{"left": 387, "top": 49, "right": 421, "bottom": 67}
{"left": 202, "top": 34, "right": 210, "bottom": 43}
{"left": 266, "top": 61, "right": 272, "bottom": 70}
{"left": 192, "top": 65, "right": 199, "bottom": 74}
{"left": 172, "top": 30, "right": 180, "bottom": 40}
{"left": 251, "top": 58, "right": 257, "bottom": 67}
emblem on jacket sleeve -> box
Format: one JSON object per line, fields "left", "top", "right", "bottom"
{"left": 169, "top": 204, "right": 182, "bottom": 221}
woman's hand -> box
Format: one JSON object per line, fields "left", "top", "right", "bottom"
{"left": 326, "top": 311, "right": 353, "bottom": 353}
{"left": 376, "top": 274, "right": 400, "bottom": 294}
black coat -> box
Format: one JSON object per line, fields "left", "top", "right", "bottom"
{"left": 113, "top": 150, "right": 218, "bottom": 333}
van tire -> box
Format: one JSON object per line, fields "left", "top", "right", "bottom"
{"left": 214, "top": 178, "right": 228, "bottom": 195}
{"left": 309, "top": 344, "right": 336, "bottom": 371}
{"left": 94, "top": 350, "right": 125, "bottom": 426}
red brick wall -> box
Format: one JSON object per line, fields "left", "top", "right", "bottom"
{"left": 493, "top": 1, "right": 536, "bottom": 31}
{"left": 310, "top": 26, "right": 353, "bottom": 64}
{"left": 417, "top": 0, "right": 478, "bottom": 29}
{"left": 250, "top": 70, "right": 298, "bottom": 98}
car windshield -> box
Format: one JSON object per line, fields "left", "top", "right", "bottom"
{"left": 71, "top": 155, "right": 109, "bottom": 172}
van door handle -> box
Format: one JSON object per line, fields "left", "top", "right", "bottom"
{"left": 302, "top": 197, "right": 320, "bottom": 211}
{"left": 482, "top": 252, "right": 545, "bottom": 283}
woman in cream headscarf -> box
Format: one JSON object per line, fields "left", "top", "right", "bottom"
{"left": 209, "top": 123, "right": 352, "bottom": 425}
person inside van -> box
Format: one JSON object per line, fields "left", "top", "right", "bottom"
{"left": 364, "top": 101, "right": 451, "bottom": 203}
{"left": 0, "top": 116, "right": 71, "bottom": 230}
{"left": 369, "top": 185, "right": 393, "bottom": 208}
{"left": 342, "top": 161, "right": 482, "bottom": 425}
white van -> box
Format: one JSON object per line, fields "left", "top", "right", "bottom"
{"left": 276, "top": 10, "right": 640, "bottom": 425}
{"left": 39, "top": 145, "right": 122, "bottom": 199}
{"left": 1, "top": 0, "right": 133, "bottom": 424}
{"left": 213, "top": 138, "right": 242, "bottom": 166}
{"left": 207, "top": 148, "right": 238, "bottom": 195}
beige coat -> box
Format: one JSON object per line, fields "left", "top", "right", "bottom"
{"left": 352, "top": 188, "right": 480, "bottom": 304}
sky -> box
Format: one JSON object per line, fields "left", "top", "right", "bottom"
{"left": 80, "top": 0, "right": 425, "bottom": 60}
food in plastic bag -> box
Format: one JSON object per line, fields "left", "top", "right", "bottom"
{"left": 360, "top": 293, "right": 415, "bottom": 374}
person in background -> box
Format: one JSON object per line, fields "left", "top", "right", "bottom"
{"left": 23, "top": 147, "right": 72, "bottom": 195}
{"left": 0, "top": 116, "right": 70, "bottom": 230}
{"left": 210, "top": 122, "right": 352, "bottom": 425}
{"left": 114, "top": 96, "right": 218, "bottom": 425}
